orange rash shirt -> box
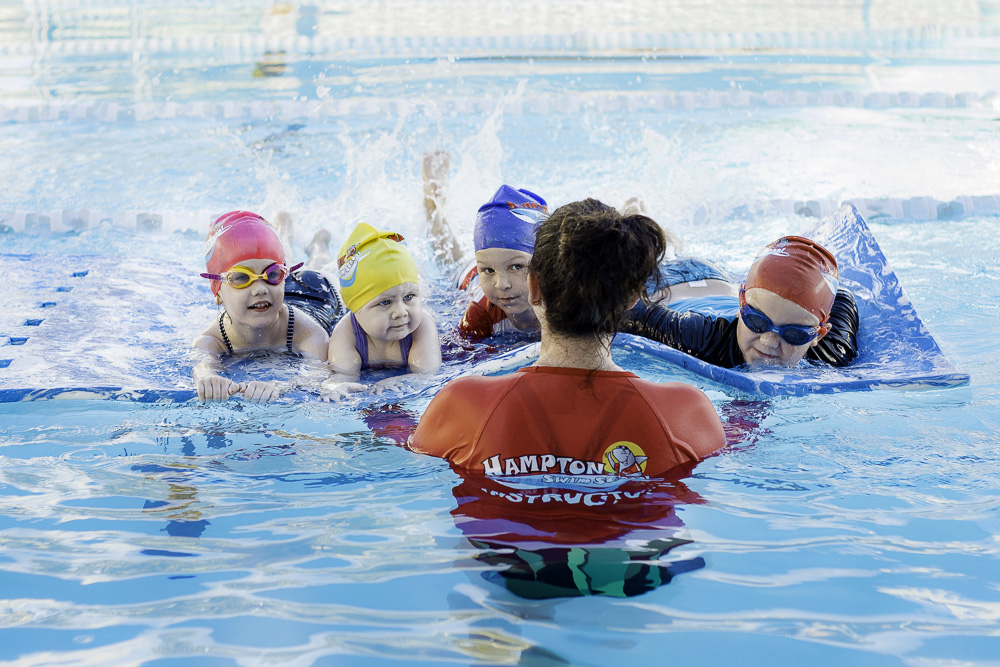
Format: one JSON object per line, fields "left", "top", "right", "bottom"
{"left": 408, "top": 366, "right": 726, "bottom": 481}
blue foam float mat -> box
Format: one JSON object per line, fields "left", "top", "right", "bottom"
{"left": 616, "top": 204, "right": 970, "bottom": 396}
{"left": 0, "top": 253, "right": 210, "bottom": 402}
{"left": 0, "top": 204, "right": 969, "bottom": 403}
{"left": 0, "top": 251, "right": 534, "bottom": 404}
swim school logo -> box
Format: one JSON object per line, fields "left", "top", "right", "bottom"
{"left": 481, "top": 453, "right": 605, "bottom": 478}
{"left": 338, "top": 248, "right": 373, "bottom": 287}
{"left": 605, "top": 441, "right": 649, "bottom": 476}
{"left": 204, "top": 223, "right": 231, "bottom": 264}
{"left": 479, "top": 440, "right": 650, "bottom": 485}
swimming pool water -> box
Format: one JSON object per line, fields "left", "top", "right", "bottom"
{"left": 2, "top": 1, "right": 1000, "bottom": 665}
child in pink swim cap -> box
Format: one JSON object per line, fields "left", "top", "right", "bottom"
{"left": 193, "top": 210, "right": 342, "bottom": 402}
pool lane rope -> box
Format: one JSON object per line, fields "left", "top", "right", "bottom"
{"left": 1, "top": 88, "right": 998, "bottom": 125}
{"left": 3, "top": 196, "right": 999, "bottom": 235}
{"left": 2, "top": 22, "right": 1000, "bottom": 58}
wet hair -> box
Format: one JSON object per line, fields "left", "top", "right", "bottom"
{"left": 530, "top": 198, "right": 666, "bottom": 338}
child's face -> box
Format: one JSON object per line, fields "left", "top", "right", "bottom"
{"left": 354, "top": 282, "right": 423, "bottom": 342}
{"left": 218, "top": 258, "right": 286, "bottom": 328}
{"left": 475, "top": 248, "right": 534, "bottom": 320}
{"left": 736, "top": 287, "right": 822, "bottom": 366}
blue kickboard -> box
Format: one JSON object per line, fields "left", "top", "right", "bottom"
{"left": 0, "top": 205, "right": 969, "bottom": 402}
{"left": 0, "top": 253, "right": 210, "bottom": 402}
{"left": 0, "top": 252, "right": 531, "bottom": 404}
{"left": 618, "top": 204, "right": 970, "bottom": 396}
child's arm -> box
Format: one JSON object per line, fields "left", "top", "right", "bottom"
{"left": 192, "top": 332, "right": 241, "bottom": 401}
{"left": 322, "top": 316, "right": 366, "bottom": 398}
{"left": 326, "top": 316, "right": 363, "bottom": 376}
{"left": 423, "top": 150, "right": 465, "bottom": 266}
{"left": 290, "top": 305, "right": 330, "bottom": 361}
{"left": 407, "top": 308, "right": 443, "bottom": 374}
{"left": 192, "top": 329, "right": 282, "bottom": 403}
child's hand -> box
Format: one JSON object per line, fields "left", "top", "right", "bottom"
{"left": 372, "top": 376, "right": 409, "bottom": 396}
{"left": 320, "top": 379, "right": 366, "bottom": 401}
{"left": 238, "top": 381, "right": 281, "bottom": 403}
{"left": 197, "top": 375, "right": 241, "bottom": 401}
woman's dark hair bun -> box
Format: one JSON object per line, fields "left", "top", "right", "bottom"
{"left": 530, "top": 198, "right": 666, "bottom": 338}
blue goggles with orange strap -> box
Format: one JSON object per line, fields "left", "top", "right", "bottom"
{"left": 738, "top": 286, "right": 830, "bottom": 346}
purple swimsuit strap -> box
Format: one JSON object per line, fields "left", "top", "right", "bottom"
{"left": 400, "top": 331, "right": 412, "bottom": 365}
{"left": 350, "top": 312, "right": 413, "bottom": 370}
{"left": 350, "top": 312, "right": 370, "bottom": 369}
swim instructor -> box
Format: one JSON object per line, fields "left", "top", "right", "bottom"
{"left": 408, "top": 198, "right": 726, "bottom": 478}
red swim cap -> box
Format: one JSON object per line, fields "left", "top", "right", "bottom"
{"left": 204, "top": 210, "right": 285, "bottom": 295}
{"left": 744, "top": 236, "right": 839, "bottom": 322}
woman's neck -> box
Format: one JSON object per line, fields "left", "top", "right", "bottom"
{"left": 535, "top": 327, "right": 621, "bottom": 371}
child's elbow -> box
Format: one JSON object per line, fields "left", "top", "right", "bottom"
{"left": 409, "top": 358, "right": 442, "bottom": 375}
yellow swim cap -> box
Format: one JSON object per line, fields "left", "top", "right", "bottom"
{"left": 337, "top": 223, "right": 419, "bottom": 312}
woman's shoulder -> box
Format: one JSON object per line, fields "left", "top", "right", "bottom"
{"left": 440, "top": 371, "right": 523, "bottom": 396}
{"left": 631, "top": 379, "right": 726, "bottom": 451}
{"left": 422, "top": 373, "right": 524, "bottom": 426}
{"left": 630, "top": 377, "right": 715, "bottom": 406}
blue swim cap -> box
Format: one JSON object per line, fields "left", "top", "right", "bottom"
{"left": 473, "top": 185, "right": 548, "bottom": 254}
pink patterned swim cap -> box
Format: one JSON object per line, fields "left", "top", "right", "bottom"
{"left": 204, "top": 211, "right": 285, "bottom": 295}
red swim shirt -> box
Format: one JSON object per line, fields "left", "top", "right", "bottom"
{"left": 408, "top": 366, "right": 726, "bottom": 481}
{"left": 452, "top": 260, "right": 520, "bottom": 339}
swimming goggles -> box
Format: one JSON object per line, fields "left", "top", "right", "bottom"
{"left": 338, "top": 233, "right": 405, "bottom": 268}
{"left": 201, "top": 262, "right": 303, "bottom": 289}
{"left": 738, "top": 287, "right": 829, "bottom": 346}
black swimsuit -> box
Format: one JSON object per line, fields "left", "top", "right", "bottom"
{"left": 622, "top": 288, "right": 860, "bottom": 368}
{"left": 283, "top": 269, "right": 344, "bottom": 334}
{"left": 215, "top": 268, "right": 346, "bottom": 355}
{"left": 218, "top": 306, "right": 296, "bottom": 354}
